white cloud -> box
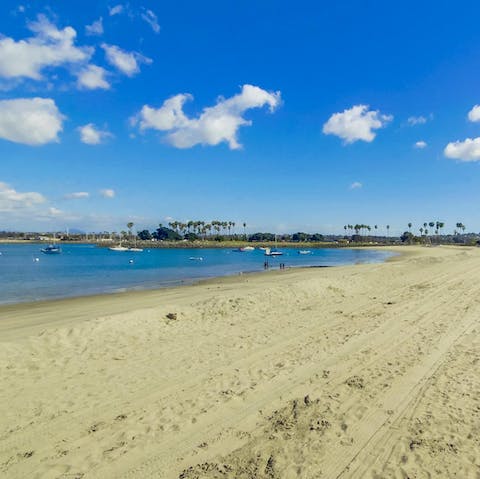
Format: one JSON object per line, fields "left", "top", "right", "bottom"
{"left": 349, "top": 181, "right": 362, "bottom": 190}
{"left": 407, "top": 115, "right": 427, "bottom": 126}
{"left": 134, "top": 84, "right": 281, "bottom": 149}
{"left": 467, "top": 105, "right": 480, "bottom": 122}
{"left": 0, "top": 98, "right": 64, "bottom": 145}
{"left": 323, "top": 105, "right": 392, "bottom": 144}
{"left": 77, "top": 64, "right": 110, "bottom": 90}
{"left": 444, "top": 137, "right": 480, "bottom": 162}
{"left": 0, "top": 181, "right": 46, "bottom": 213}
{"left": 48, "top": 206, "right": 63, "bottom": 216}
{"left": 85, "top": 17, "right": 104, "bottom": 36}
{"left": 100, "top": 188, "right": 115, "bottom": 198}
{"left": 101, "top": 43, "right": 151, "bottom": 76}
{"left": 414, "top": 140, "right": 427, "bottom": 149}
{"left": 64, "top": 192, "right": 89, "bottom": 199}
{"left": 78, "top": 123, "right": 112, "bottom": 145}
{"left": 0, "top": 14, "right": 92, "bottom": 81}
{"left": 109, "top": 5, "right": 124, "bottom": 16}
{"left": 141, "top": 9, "right": 160, "bottom": 33}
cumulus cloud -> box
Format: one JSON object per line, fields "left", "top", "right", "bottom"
{"left": 101, "top": 43, "right": 151, "bottom": 76}
{"left": 78, "top": 123, "right": 112, "bottom": 145}
{"left": 407, "top": 115, "right": 427, "bottom": 126}
{"left": 141, "top": 9, "right": 160, "bottom": 33}
{"left": 77, "top": 64, "right": 110, "bottom": 90}
{"left": 0, "top": 97, "right": 64, "bottom": 145}
{"left": 109, "top": 5, "right": 124, "bottom": 16}
{"left": 323, "top": 105, "right": 392, "bottom": 144}
{"left": 64, "top": 191, "right": 89, "bottom": 199}
{"left": 134, "top": 84, "right": 281, "bottom": 149}
{"left": 444, "top": 137, "right": 480, "bottom": 162}
{"left": 349, "top": 181, "right": 362, "bottom": 190}
{"left": 467, "top": 105, "right": 480, "bottom": 122}
{"left": 414, "top": 140, "right": 427, "bottom": 149}
{"left": 0, "top": 14, "right": 92, "bottom": 81}
{"left": 100, "top": 188, "right": 115, "bottom": 198}
{"left": 85, "top": 17, "right": 104, "bottom": 36}
{"left": 0, "top": 181, "right": 46, "bottom": 213}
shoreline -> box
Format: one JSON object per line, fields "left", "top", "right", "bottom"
{"left": 0, "top": 247, "right": 396, "bottom": 310}
{"left": 0, "top": 248, "right": 400, "bottom": 343}
{"left": 2, "top": 245, "right": 479, "bottom": 478}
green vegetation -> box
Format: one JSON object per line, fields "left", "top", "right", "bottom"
{"left": 1, "top": 219, "right": 478, "bottom": 248}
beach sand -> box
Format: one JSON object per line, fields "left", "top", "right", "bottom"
{"left": 1, "top": 245, "right": 479, "bottom": 478}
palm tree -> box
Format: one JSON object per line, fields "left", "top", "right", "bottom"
{"left": 243, "top": 222, "right": 247, "bottom": 239}
{"left": 408, "top": 222, "right": 412, "bottom": 231}
{"left": 212, "top": 221, "right": 221, "bottom": 236}
{"left": 127, "top": 222, "right": 134, "bottom": 241}
{"left": 386, "top": 225, "right": 390, "bottom": 238}
{"left": 456, "top": 222, "right": 465, "bottom": 235}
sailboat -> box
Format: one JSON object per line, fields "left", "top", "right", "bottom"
{"left": 41, "top": 233, "right": 62, "bottom": 254}
{"left": 264, "top": 236, "right": 283, "bottom": 256}
{"left": 109, "top": 238, "right": 129, "bottom": 251}
{"left": 264, "top": 247, "right": 283, "bottom": 257}
{"left": 41, "top": 244, "right": 62, "bottom": 254}
{"left": 109, "top": 245, "right": 129, "bottom": 251}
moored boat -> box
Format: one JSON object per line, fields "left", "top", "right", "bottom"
{"left": 109, "top": 246, "right": 129, "bottom": 252}
{"left": 41, "top": 244, "right": 62, "bottom": 254}
{"left": 264, "top": 247, "right": 283, "bottom": 257}
{"left": 234, "top": 246, "right": 255, "bottom": 252}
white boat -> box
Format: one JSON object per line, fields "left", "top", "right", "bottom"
{"left": 109, "top": 246, "right": 129, "bottom": 252}
{"left": 41, "top": 244, "right": 62, "bottom": 254}
{"left": 264, "top": 247, "right": 283, "bottom": 257}
{"left": 298, "top": 250, "right": 312, "bottom": 255}
{"left": 234, "top": 246, "right": 255, "bottom": 252}
{"left": 128, "top": 247, "right": 144, "bottom": 252}
{"left": 41, "top": 233, "right": 62, "bottom": 254}
{"left": 264, "top": 236, "right": 283, "bottom": 256}
{"left": 189, "top": 256, "right": 203, "bottom": 261}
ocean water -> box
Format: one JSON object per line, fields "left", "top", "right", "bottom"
{"left": 0, "top": 244, "right": 394, "bottom": 305}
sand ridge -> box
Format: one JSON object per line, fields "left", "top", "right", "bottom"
{"left": 1, "top": 246, "right": 479, "bottom": 478}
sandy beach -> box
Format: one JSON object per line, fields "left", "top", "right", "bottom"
{"left": 1, "top": 245, "right": 479, "bottom": 478}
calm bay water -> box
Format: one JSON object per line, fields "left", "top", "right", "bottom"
{"left": 0, "top": 244, "right": 394, "bottom": 305}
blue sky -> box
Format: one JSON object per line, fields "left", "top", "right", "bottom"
{"left": 2, "top": 0, "right": 480, "bottom": 235}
